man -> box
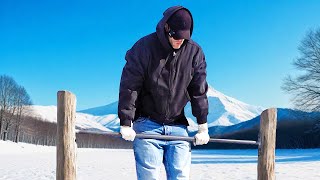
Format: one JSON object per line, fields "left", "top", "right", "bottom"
{"left": 118, "top": 6, "right": 210, "bottom": 180}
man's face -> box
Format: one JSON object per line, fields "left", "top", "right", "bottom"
{"left": 168, "top": 36, "right": 185, "bottom": 50}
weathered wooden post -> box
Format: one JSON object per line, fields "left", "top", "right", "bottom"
{"left": 57, "top": 91, "right": 77, "bottom": 180}
{"left": 258, "top": 108, "right": 277, "bottom": 180}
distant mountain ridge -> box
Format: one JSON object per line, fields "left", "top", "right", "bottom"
{"left": 80, "top": 101, "right": 118, "bottom": 116}
{"left": 195, "top": 108, "right": 320, "bottom": 149}
{"left": 80, "top": 85, "right": 264, "bottom": 131}
{"left": 207, "top": 108, "right": 315, "bottom": 137}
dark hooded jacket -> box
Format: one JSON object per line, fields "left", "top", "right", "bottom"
{"left": 118, "top": 6, "right": 208, "bottom": 126}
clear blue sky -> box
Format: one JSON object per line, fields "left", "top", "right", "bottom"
{"left": 1, "top": 0, "right": 320, "bottom": 110}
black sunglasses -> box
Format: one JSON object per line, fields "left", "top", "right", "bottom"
{"left": 168, "top": 29, "right": 176, "bottom": 38}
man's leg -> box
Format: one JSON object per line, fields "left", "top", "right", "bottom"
{"left": 133, "top": 118, "right": 165, "bottom": 180}
{"left": 163, "top": 125, "right": 191, "bottom": 180}
{"left": 133, "top": 139, "right": 163, "bottom": 180}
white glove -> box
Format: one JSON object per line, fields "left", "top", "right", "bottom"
{"left": 194, "top": 123, "right": 210, "bottom": 145}
{"left": 120, "top": 125, "right": 136, "bottom": 141}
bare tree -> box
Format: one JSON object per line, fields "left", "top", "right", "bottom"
{"left": 0, "top": 75, "right": 32, "bottom": 141}
{"left": 14, "top": 86, "right": 32, "bottom": 142}
{"left": 282, "top": 28, "right": 320, "bottom": 112}
{"left": 0, "top": 75, "right": 18, "bottom": 139}
{"left": 282, "top": 28, "right": 320, "bottom": 138}
{"left": 3, "top": 86, "right": 19, "bottom": 141}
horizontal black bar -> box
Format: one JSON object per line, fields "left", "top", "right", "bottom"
{"left": 77, "top": 130, "right": 260, "bottom": 146}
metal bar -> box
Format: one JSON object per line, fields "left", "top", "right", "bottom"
{"left": 77, "top": 130, "right": 259, "bottom": 146}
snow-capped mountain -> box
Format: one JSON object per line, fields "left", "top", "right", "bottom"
{"left": 80, "top": 101, "right": 118, "bottom": 116}
{"left": 80, "top": 85, "right": 264, "bottom": 132}
{"left": 79, "top": 102, "right": 119, "bottom": 131}
{"left": 24, "top": 105, "right": 112, "bottom": 132}
{"left": 209, "top": 108, "right": 320, "bottom": 137}
{"left": 202, "top": 85, "right": 264, "bottom": 126}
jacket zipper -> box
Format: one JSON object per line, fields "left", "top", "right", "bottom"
{"left": 165, "top": 51, "right": 179, "bottom": 121}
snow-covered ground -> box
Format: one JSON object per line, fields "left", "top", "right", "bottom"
{"left": 0, "top": 140, "right": 319, "bottom": 180}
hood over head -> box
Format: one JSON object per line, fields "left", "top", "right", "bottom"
{"left": 156, "top": 6, "right": 194, "bottom": 51}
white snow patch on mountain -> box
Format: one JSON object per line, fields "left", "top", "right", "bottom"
{"left": 182, "top": 85, "right": 264, "bottom": 130}
{"left": 24, "top": 105, "right": 112, "bottom": 132}
{"left": 204, "top": 85, "right": 264, "bottom": 126}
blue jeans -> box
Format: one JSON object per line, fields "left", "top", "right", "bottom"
{"left": 133, "top": 117, "right": 191, "bottom": 180}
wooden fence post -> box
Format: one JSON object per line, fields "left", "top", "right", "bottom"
{"left": 57, "top": 91, "right": 77, "bottom": 180}
{"left": 258, "top": 108, "right": 277, "bottom": 180}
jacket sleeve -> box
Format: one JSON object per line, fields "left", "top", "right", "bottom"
{"left": 187, "top": 49, "right": 209, "bottom": 125}
{"left": 118, "top": 41, "right": 147, "bottom": 127}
